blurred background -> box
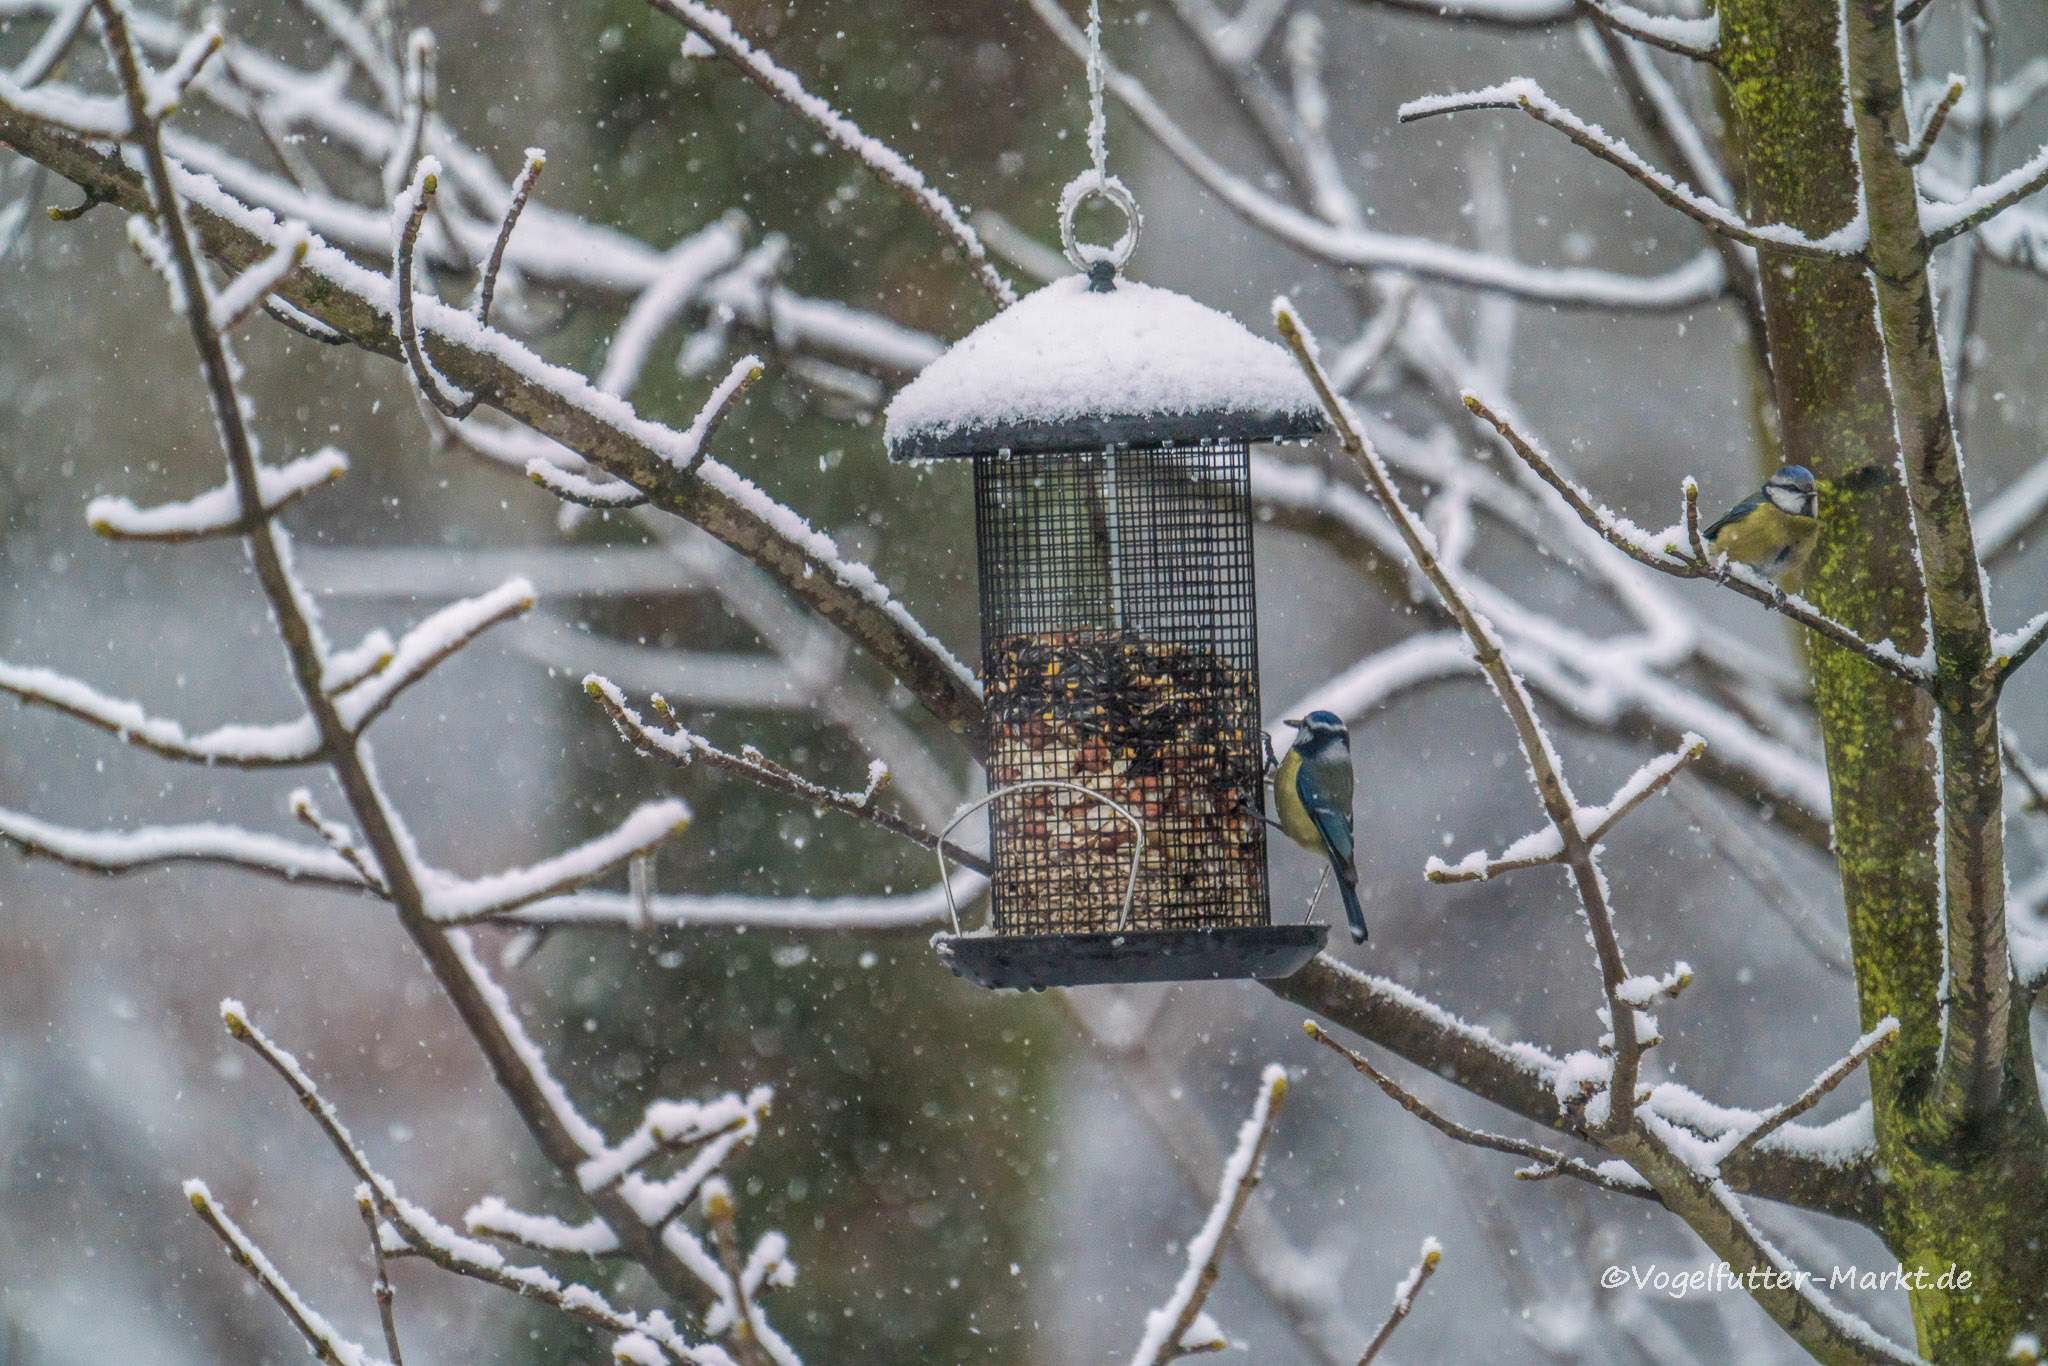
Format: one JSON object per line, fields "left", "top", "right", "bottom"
{"left": 4, "top": 1, "right": 2048, "bottom": 1363}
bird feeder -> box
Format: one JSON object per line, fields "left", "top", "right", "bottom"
{"left": 884, "top": 176, "right": 1329, "bottom": 990}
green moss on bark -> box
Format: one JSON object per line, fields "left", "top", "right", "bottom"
{"left": 1719, "top": 2, "right": 2048, "bottom": 1358}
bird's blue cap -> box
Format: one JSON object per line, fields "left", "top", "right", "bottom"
{"left": 1769, "top": 465, "right": 1816, "bottom": 491}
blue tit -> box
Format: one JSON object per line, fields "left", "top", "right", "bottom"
{"left": 1275, "top": 710, "right": 1366, "bottom": 943}
{"left": 1703, "top": 465, "right": 1819, "bottom": 587}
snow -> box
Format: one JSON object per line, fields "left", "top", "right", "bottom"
{"left": 1127, "top": 1063, "right": 1284, "bottom": 1366}
{"left": 466, "top": 1199, "right": 621, "bottom": 1255}
{"left": 885, "top": 273, "right": 1322, "bottom": 458}
{"left": 0, "top": 655, "right": 322, "bottom": 762}
{"left": 1920, "top": 136, "right": 2048, "bottom": 239}
{"left": 87, "top": 446, "right": 345, "bottom": 541}
{"left": 0, "top": 65, "right": 131, "bottom": 135}
{"left": 1393, "top": 1236, "right": 1442, "bottom": 1308}
{"left": 421, "top": 798, "right": 689, "bottom": 921}
{"left": 2012, "top": 932, "right": 2048, "bottom": 990}
{"left": 332, "top": 578, "right": 535, "bottom": 731}
{"left": 0, "top": 806, "right": 364, "bottom": 883}
{"left": 1398, "top": 80, "right": 1866, "bottom": 256}
{"left": 209, "top": 222, "right": 309, "bottom": 330}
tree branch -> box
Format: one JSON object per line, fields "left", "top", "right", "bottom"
{"left": 185, "top": 1181, "right": 389, "bottom": 1366}
{"left": 1722, "top": 1019, "right": 1898, "bottom": 1167}
{"left": 1428, "top": 737, "right": 1704, "bottom": 883}
{"left": 1398, "top": 80, "right": 1865, "bottom": 260}
{"left": 646, "top": 0, "right": 1013, "bottom": 309}
{"left": 1132, "top": 1065, "right": 1287, "bottom": 1366}
{"left": 1462, "top": 394, "right": 1934, "bottom": 689}
{"left": 1843, "top": 0, "right": 2014, "bottom": 1136}
{"left": 587, "top": 674, "right": 992, "bottom": 876}
{"left": 1577, "top": 1, "right": 1718, "bottom": 63}
{"left": 1305, "top": 1023, "right": 1652, "bottom": 1200}
{"left": 1277, "top": 300, "right": 1646, "bottom": 1138}
{"left": 1903, "top": 76, "right": 1965, "bottom": 166}
{"left": 1355, "top": 1238, "right": 1442, "bottom": 1366}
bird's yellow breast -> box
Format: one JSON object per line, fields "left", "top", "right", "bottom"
{"left": 1274, "top": 748, "right": 1323, "bottom": 852}
{"left": 1709, "top": 502, "right": 1818, "bottom": 582}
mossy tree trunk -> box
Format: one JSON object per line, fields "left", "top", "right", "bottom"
{"left": 1719, "top": 2, "right": 2048, "bottom": 1358}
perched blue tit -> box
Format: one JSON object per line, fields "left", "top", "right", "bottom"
{"left": 1275, "top": 711, "right": 1365, "bottom": 943}
{"left": 1703, "top": 465, "right": 1819, "bottom": 586}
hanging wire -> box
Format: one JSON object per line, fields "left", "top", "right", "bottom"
{"left": 1086, "top": 0, "right": 1107, "bottom": 183}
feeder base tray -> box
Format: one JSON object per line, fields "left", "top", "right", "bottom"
{"left": 934, "top": 924, "right": 1328, "bottom": 991}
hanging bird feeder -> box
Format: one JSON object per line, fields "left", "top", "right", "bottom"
{"left": 884, "top": 172, "right": 1328, "bottom": 990}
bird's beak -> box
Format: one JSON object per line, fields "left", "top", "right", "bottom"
{"left": 1282, "top": 718, "right": 1302, "bottom": 728}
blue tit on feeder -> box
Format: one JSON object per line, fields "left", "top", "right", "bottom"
{"left": 1276, "top": 711, "right": 1365, "bottom": 943}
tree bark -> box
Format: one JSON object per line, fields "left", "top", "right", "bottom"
{"left": 1719, "top": 1, "right": 2048, "bottom": 1358}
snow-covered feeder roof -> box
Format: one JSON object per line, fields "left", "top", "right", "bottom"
{"left": 883, "top": 275, "right": 1325, "bottom": 462}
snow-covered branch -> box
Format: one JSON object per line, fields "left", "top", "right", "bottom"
{"left": 1922, "top": 136, "right": 2048, "bottom": 245}
{"left": 1577, "top": 1, "right": 1718, "bottom": 63}
{"left": 1129, "top": 1064, "right": 1287, "bottom": 1366}
{"left": 421, "top": 799, "right": 689, "bottom": 923}
{"left": 217, "top": 1002, "right": 737, "bottom": 1362}
{"left": 1721, "top": 1019, "right": 1898, "bottom": 1167}
{"left": 0, "top": 806, "right": 370, "bottom": 887}
{"left": 184, "top": 1180, "right": 390, "bottom": 1366}
{"left": 0, "top": 657, "right": 321, "bottom": 764}
{"left": 1356, "top": 1238, "right": 1443, "bottom": 1365}
{"left": 1398, "top": 79, "right": 1866, "bottom": 259}
{"left": 1463, "top": 394, "right": 1934, "bottom": 689}
{"left": 1025, "top": 0, "right": 1728, "bottom": 310}
{"left": 587, "top": 674, "right": 990, "bottom": 875}
{"left": 1304, "top": 1022, "right": 1653, "bottom": 1200}
{"left": 1428, "top": 736, "right": 1704, "bottom": 883}
{"left": 330, "top": 578, "right": 536, "bottom": 734}
{"left": 646, "top": 0, "right": 1014, "bottom": 308}
{"left": 86, "top": 445, "right": 347, "bottom": 543}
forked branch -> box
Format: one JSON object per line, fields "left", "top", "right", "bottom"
{"left": 1722, "top": 1019, "right": 1898, "bottom": 1167}
{"left": 1462, "top": 395, "right": 1933, "bottom": 690}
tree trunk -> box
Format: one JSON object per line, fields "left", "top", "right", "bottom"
{"left": 1718, "top": 2, "right": 2048, "bottom": 1358}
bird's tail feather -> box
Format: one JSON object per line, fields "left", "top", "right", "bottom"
{"left": 1337, "top": 872, "right": 1366, "bottom": 943}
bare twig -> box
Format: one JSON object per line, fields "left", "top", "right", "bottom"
{"left": 1355, "top": 1238, "right": 1442, "bottom": 1366}
{"left": 474, "top": 149, "right": 543, "bottom": 325}
{"left": 358, "top": 1190, "right": 405, "bottom": 1366}
{"left": 394, "top": 158, "right": 478, "bottom": 419}
{"left": 587, "top": 675, "right": 992, "bottom": 875}
{"left": 1904, "top": 77, "right": 1966, "bottom": 166}
{"left": 1722, "top": 1020, "right": 1899, "bottom": 1166}
{"left": 1303, "top": 1023, "right": 1653, "bottom": 1202}
{"left": 1462, "top": 394, "right": 1934, "bottom": 690}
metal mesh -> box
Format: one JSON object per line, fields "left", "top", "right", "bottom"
{"left": 975, "top": 444, "right": 1271, "bottom": 934}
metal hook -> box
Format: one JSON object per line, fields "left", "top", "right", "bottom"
{"left": 934, "top": 779, "right": 1148, "bottom": 935}
{"left": 1057, "top": 171, "right": 1141, "bottom": 284}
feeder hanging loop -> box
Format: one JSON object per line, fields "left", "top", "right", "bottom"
{"left": 1058, "top": 171, "right": 1141, "bottom": 287}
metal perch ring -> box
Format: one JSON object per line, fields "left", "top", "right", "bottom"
{"left": 1058, "top": 171, "right": 1141, "bottom": 277}
{"left": 935, "top": 780, "right": 1148, "bottom": 934}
